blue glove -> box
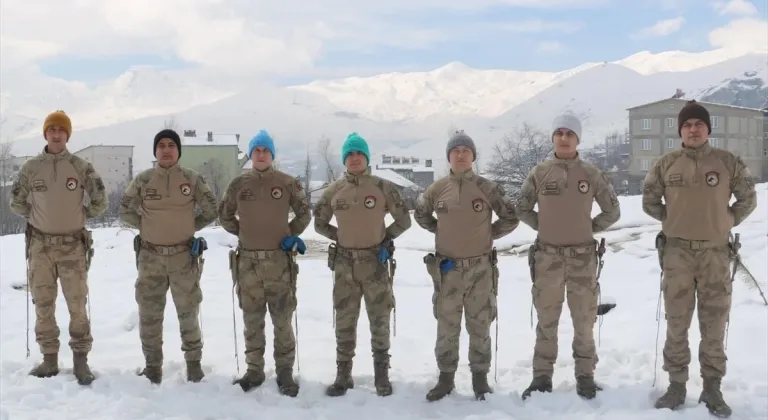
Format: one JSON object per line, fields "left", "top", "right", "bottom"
{"left": 190, "top": 237, "right": 208, "bottom": 257}
{"left": 439, "top": 258, "right": 455, "bottom": 273}
{"left": 280, "top": 236, "right": 306, "bottom": 255}
{"left": 378, "top": 246, "right": 390, "bottom": 263}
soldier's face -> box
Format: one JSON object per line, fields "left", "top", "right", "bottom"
{"left": 680, "top": 118, "right": 708, "bottom": 148}
{"left": 251, "top": 147, "right": 273, "bottom": 171}
{"left": 155, "top": 139, "right": 179, "bottom": 167}
{"left": 44, "top": 126, "right": 68, "bottom": 154}
{"left": 344, "top": 151, "right": 367, "bottom": 174}
{"left": 553, "top": 128, "right": 578, "bottom": 156}
{"left": 449, "top": 146, "right": 474, "bottom": 172}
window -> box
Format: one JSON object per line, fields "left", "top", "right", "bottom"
{"left": 641, "top": 159, "right": 651, "bottom": 171}
{"left": 667, "top": 138, "right": 675, "bottom": 149}
{"left": 764, "top": 148, "right": 768, "bottom": 158}
{"left": 639, "top": 138, "right": 652, "bottom": 151}
{"left": 641, "top": 119, "right": 651, "bottom": 130}
{"left": 710, "top": 116, "right": 720, "bottom": 129}
{"left": 710, "top": 138, "right": 724, "bottom": 148}
{"left": 666, "top": 118, "right": 675, "bottom": 128}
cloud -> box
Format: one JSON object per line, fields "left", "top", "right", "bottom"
{"left": 631, "top": 17, "right": 685, "bottom": 38}
{"left": 708, "top": 17, "right": 768, "bottom": 52}
{"left": 711, "top": 0, "right": 759, "bottom": 15}
{"left": 537, "top": 41, "right": 565, "bottom": 53}
{"left": 0, "top": 0, "right": 607, "bottom": 76}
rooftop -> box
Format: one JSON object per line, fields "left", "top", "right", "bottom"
{"left": 627, "top": 98, "right": 763, "bottom": 112}
{"left": 182, "top": 130, "right": 240, "bottom": 147}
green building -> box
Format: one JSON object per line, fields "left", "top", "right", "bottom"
{"left": 178, "top": 130, "right": 242, "bottom": 199}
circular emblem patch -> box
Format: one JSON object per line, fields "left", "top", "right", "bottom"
{"left": 180, "top": 183, "right": 191, "bottom": 196}
{"left": 364, "top": 195, "right": 376, "bottom": 209}
{"left": 271, "top": 186, "right": 283, "bottom": 199}
{"left": 578, "top": 180, "right": 590, "bottom": 194}
{"left": 472, "top": 198, "right": 484, "bottom": 212}
{"left": 66, "top": 178, "right": 78, "bottom": 191}
{"left": 706, "top": 171, "right": 719, "bottom": 187}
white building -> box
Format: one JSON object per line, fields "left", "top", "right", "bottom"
{"left": 74, "top": 145, "right": 135, "bottom": 195}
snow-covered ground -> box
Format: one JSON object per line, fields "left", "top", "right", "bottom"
{"left": 1, "top": 186, "right": 766, "bottom": 420}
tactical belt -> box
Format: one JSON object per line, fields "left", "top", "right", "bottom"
{"left": 435, "top": 252, "right": 490, "bottom": 267}
{"left": 27, "top": 225, "right": 83, "bottom": 245}
{"left": 335, "top": 245, "right": 380, "bottom": 260}
{"left": 664, "top": 237, "right": 729, "bottom": 250}
{"left": 141, "top": 239, "right": 191, "bottom": 256}
{"left": 238, "top": 248, "right": 282, "bottom": 259}
{"left": 534, "top": 239, "right": 596, "bottom": 257}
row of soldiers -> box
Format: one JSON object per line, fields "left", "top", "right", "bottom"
{"left": 9, "top": 101, "right": 756, "bottom": 417}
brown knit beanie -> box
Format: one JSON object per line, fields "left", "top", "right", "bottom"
{"left": 677, "top": 100, "right": 711, "bottom": 137}
{"left": 43, "top": 110, "right": 72, "bottom": 139}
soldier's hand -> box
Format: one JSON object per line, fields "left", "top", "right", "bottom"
{"left": 280, "top": 236, "right": 306, "bottom": 255}
{"left": 378, "top": 246, "right": 390, "bottom": 263}
{"left": 439, "top": 259, "right": 455, "bottom": 273}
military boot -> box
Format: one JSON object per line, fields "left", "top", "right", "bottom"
{"left": 426, "top": 371, "right": 455, "bottom": 402}
{"left": 325, "top": 361, "right": 354, "bottom": 397}
{"left": 472, "top": 371, "right": 493, "bottom": 400}
{"left": 575, "top": 375, "right": 602, "bottom": 399}
{"left": 233, "top": 369, "right": 266, "bottom": 392}
{"left": 521, "top": 375, "right": 552, "bottom": 400}
{"left": 374, "top": 362, "right": 392, "bottom": 396}
{"left": 72, "top": 353, "right": 95, "bottom": 385}
{"left": 139, "top": 365, "right": 162, "bottom": 384}
{"left": 29, "top": 353, "right": 59, "bottom": 378}
{"left": 699, "top": 378, "right": 732, "bottom": 418}
{"left": 654, "top": 381, "right": 686, "bottom": 410}
{"left": 276, "top": 368, "right": 299, "bottom": 397}
{"left": 186, "top": 361, "right": 204, "bottom": 383}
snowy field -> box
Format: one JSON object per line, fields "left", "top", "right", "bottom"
{"left": 1, "top": 186, "right": 767, "bottom": 420}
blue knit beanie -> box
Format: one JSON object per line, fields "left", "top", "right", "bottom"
{"left": 341, "top": 132, "right": 370, "bottom": 165}
{"left": 248, "top": 130, "right": 275, "bottom": 158}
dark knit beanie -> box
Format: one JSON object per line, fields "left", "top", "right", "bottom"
{"left": 678, "top": 100, "right": 711, "bottom": 137}
{"left": 446, "top": 130, "right": 477, "bottom": 161}
{"left": 154, "top": 129, "right": 182, "bottom": 157}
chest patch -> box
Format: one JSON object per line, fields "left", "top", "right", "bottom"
{"left": 271, "top": 186, "right": 284, "bottom": 199}
{"left": 180, "top": 183, "right": 192, "bottom": 196}
{"left": 32, "top": 179, "right": 47, "bottom": 192}
{"left": 705, "top": 171, "right": 719, "bottom": 187}
{"left": 239, "top": 188, "right": 255, "bottom": 201}
{"left": 577, "top": 180, "right": 589, "bottom": 194}
{"left": 364, "top": 195, "right": 377, "bottom": 209}
{"left": 144, "top": 188, "right": 161, "bottom": 201}
{"left": 541, "top": 181, "right": 560, "bottom": 195}
{"left": 472, "top": 198, "right": 484, "bottom": 212}
{"left": 436, "top": 200, "right": 447, "bottom": 213}
{"left": 333, "top": 199, "right": 349, "bottom": 211}
{"left": 667, "top": 173, "right": 684, "bottom": 187}
{"left": 65, "top": 177, "right": 79, "bottom": 191}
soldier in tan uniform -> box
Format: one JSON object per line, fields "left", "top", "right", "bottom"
{"left": 414, "top": 130, "right": 519, "bottom": 401}
{"left": 643, "top": 100, "right": 756, "bottom": 418}
{"left": 219, "top": 130, "right": 311, "bottom": 397}
{"left": 119, "top": 129, "right": 218, "bottom": 384}
{"left": 9, "top": 110, "right": 108, "bottom": 385}
{"left": 314, "top": 132, "right": 412, "bottom": 397}
{"left": 515, "top": 114, "right": 621, "bottom": 400}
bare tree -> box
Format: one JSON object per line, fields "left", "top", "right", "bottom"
{"left": 163, "top": 116, "right": 179, "bottom": 131}
{"left": 197, "top": 159, "right": 229, "bottom": 200}
{"left": 485, "top": 122, "right": 553, "bottom": 198}
{"left": 92, "top": 182, "right": 127, "bottom": 228}
{"left": 317, "top": 135, "right": 342, "bottom": 183}
{"left": 0, "top": 142, "right": 26, "bottom": 235}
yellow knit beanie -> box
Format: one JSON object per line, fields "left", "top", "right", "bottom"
{"left": 43, "top": 110, "right": 72, "bottom": 138}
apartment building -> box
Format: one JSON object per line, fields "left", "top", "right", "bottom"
{"left": 626, "top": 98, "right": 765, "bottom": 194}
{"left": 374, "top": 155, "right": 435, "bottom": 189}
{"left": 74, "top": 145, "right": 134, "bottom": 195}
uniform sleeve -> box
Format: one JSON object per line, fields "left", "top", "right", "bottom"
{"left": 313, "top": 185, "right": 338, "bottom": 241}
{"left": 729, "top": 156, "right": 757, "bottom": 226}
{"left": 488, "top": 182, "right": 519, "bottom": 239}
{"left": 592, "top": 171, "right": 621, "bottom": 232}
{"left": 383, "top": 183, "right": 412, "bottom": 240}
{"left": 9, "top": 163, "right": 31, "bottom": 218}
{"left": 289, "top": 178, "right": 312, "bottom": 236}
{"left": 516, "top": 170, "right": 539, "bottom": 230}
{"left": 413, "top": 185, "right": 438, "bottom": 233}
{"left": 642, "top": 159, "right": 666, "bottom": 222}
{"left": 218, "top": 177, "right": 240, "bottom": 235}
{"left": 193, "top": 174, "right": 218, "bottom": 230}
{"left": 119, "top": 176, "right": 142, "bottom": 229}
{"left": 83, "top": 162, "right": 108, "bottom": 218}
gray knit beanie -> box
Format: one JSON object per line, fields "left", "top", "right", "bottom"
{"left": 446, "top": 130, "right": 477, "bottom": 161}
{"left": 551, "top": 114, "right": 582, "bottom": 142}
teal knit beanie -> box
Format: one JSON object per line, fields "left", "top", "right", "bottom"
{"left": 341, "top": 132, "right": 370, "bottom": 165}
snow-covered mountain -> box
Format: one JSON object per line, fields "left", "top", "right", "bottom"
{"left": 695, "top": 70, "right": 767, "bottom": 110}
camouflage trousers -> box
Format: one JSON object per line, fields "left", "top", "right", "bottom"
{"left": 234, "top": 249, "right": 298, "bottom": 372}
{"left": 425, "top": 253, "right": 497, "bottom": 373}
{"left": 27, "top": 233, "right": 92, "bottom": 355}
{"left": 135, "top": 242, "right": 203, "bottom": 367}
{"left": 661, "top": 237, "right": 732, "bottom": 383}
{"left": 332, "top": 248, "right": 394, "bottom": 364}
{"left": 531, "top": 240, "right": 599, "bottom": 379}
